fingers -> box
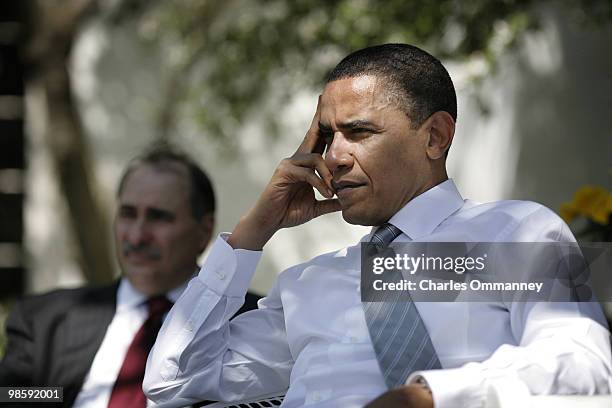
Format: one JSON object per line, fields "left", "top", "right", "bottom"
{"left": 290, "top": 153, "right": 333, "bottom": 190}
{"left": 296, "top": 95, "right": 323, "bottom": 155}
{"left": 276, "top": 153, "right": 334, "bottom": 198}
{"left": 289, "top": 166, "right": 333, "bottom": 198}
{"left": 314, "top": 199, "right": 342, "bottom": 217}
{"left": 308, "top": 95, "right": 322, "bottom": 132}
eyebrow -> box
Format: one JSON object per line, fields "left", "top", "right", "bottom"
{"left": 319, "top": 120, "right": 381, "bottom": 132}
{"left": 118, "top": 204, "right": 175, "bottom": 219}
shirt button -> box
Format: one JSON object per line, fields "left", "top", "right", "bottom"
{"left": 350, "top": 336, "right": 359, "bottom": 343}
{"left": 185, "top": 321, "right": 194, "bottom": 332}
{"left": 215, "top": 270, "right": 226, "bottom": 280}
{"left": 312, "top": 393, "right": 321, "bottom": 402}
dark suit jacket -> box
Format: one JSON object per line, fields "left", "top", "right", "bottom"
{"left": 0, "top": 282, "right": 261, "bottom": 407}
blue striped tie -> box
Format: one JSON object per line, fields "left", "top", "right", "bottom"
{"left": 362, "top": 223, "right": 441, "bottom": 389}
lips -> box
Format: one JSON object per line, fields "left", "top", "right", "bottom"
{"left": 124, "top": 252, "right": 157, "bottom": 265}
{"left": 333, "top": 180, "right": 367, "bottom": 198}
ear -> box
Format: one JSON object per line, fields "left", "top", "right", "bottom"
{"left": 423, "top": 111, "right": 455, "bottom": 160}
{"left": 197, "top": 213, "right": 215, "bottom": 252}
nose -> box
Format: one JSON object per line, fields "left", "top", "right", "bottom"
{"left": 125, "top": 219, "right": 152, "bottom": 246}
{"left": 324, "top": 132, "right": 354, "bottom": 174}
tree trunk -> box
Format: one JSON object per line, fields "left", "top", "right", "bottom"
{"left": 22, "top": 0, "right": 115, "bottom": 284}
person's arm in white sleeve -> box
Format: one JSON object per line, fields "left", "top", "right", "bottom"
{"left": 408, "top": 301, "right": 611, "bottom": 408}
{"left": 408, "top": 210, "right": 612, "bottom": 408}
{"left": 144, "top": 98, "right": 341, "bottom": 407}
{"left": 143, "top": 234, "right": 293, "bottom": 407}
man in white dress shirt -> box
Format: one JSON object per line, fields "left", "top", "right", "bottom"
{"left": 0, "top": 146, "right": 260, "bottom": 407}
{"left": 144, "top": 44, "right": 612, "bottom": 408}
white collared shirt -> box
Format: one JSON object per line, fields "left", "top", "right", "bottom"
{"left": 144, "top": 179, "right": 612, "bottom": 408}
{"left": 74, "top": 278, "right": 185, "bottom": 408}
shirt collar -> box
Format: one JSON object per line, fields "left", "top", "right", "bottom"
{"left": 365, "top": 179, "right": 464, "bottom": 241}
{"left": 117, "top": 275, "right": 191, "bottom": 311}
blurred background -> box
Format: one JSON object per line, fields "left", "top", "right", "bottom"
{"left": 0, "top": 0, "right": 611, "bottom": 353}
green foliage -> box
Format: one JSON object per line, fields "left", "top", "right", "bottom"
{"left": 130, "top": 0, "right": 611, "bottom": 150}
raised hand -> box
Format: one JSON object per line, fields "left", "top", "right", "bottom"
{"left": 227, "top": 97, "right": 341, "bottom": 250}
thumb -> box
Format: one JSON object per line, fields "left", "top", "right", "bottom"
{"left": 313, "top": 199, "right": 342, "bottom": 218}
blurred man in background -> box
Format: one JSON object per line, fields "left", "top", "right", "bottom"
{"left": 0, "top": 145, "right": 261, "bottom": 407}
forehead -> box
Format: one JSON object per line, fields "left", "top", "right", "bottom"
{"left": 119, "top": 163, "right": 190, "bottom": 210}
{"left": 320, "top": 75, "right": 401, "bottom": 123}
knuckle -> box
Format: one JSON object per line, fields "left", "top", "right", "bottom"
{"left": 289, "top": 153, "right": 303, "bottom": 162}
{"left": 274, "top": 159, "right": 291, "bottom": 174}
{"left": 307, "top": 153, "right": 323, "bottom": 166}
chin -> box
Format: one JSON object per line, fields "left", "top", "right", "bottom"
{"left": 341, "top": 207, "right": 380, "bottom": 226}
{"left": 124, "top": 265, "right": 155, "bottom": 278}
{"left": 124, "top": 267, "right": 155, "bottom": 285}
{"left": 126, "top": 275, "right": 162, "bottom": 296}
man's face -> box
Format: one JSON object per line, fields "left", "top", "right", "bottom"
{"left": 320, "top": 75, "right": 435, "bottom": 226}
{"left": 114, "top": 163, "right": 211, "bottom": 296}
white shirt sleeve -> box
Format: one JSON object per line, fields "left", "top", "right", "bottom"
{"left": 409, "top": 301, "right": 612, "bottom": 408}
{"left": 143, "top": 234, "right": 293, "bottom": 407}
{"left": 408, "top": 216, "right": 612, "bottom": 408}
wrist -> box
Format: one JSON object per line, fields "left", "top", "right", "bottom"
{"left": 227, "top": 215, "right": 277, "bottom": 250}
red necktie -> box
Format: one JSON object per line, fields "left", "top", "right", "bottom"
{"left": 108, "top": 295, "right": 173, "bottom": 408}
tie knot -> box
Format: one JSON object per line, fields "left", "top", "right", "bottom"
{"left": 146, "top": 295, "right": 173, "bottom": 317}
{"left": 370, "top": 223, "right": 402, "bottom": 248}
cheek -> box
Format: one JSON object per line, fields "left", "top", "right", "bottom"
{"left": 114, "top": 223, "right": 127, "bottom": 240}
{"left": 356, "top": 144, "right": 403, "bottom": 186}
{"left": 145, "top": 227, "right": 176, "bottom": 254}
{"left": 163, "top": 227, "right": 200, "bottom": 252}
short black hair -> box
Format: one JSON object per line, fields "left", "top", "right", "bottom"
{"left": 117, "top": 143, "right": 216, "bottom": 220}
{"left": 327, "top": 43, "right": 457, "bottom": 128}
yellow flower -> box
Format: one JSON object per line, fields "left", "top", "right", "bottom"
{"left": 595, "top": 191, "right": 612, "bottom": 225}
{"left": 561, "top": 185, "right": 612, "bottom": 225}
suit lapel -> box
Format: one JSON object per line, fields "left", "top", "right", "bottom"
{"left": 54, "top": 283, "right": 118, "bottom": 404}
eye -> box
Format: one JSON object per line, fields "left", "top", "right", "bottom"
{"left": 118, "top": 206, "right": 136, "bottom": 219}
{"left": 147, "top": 208, "right": 175, "bottom": 222}
{"left": 348, "top": 128, "right": 374, "bottom": 140}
